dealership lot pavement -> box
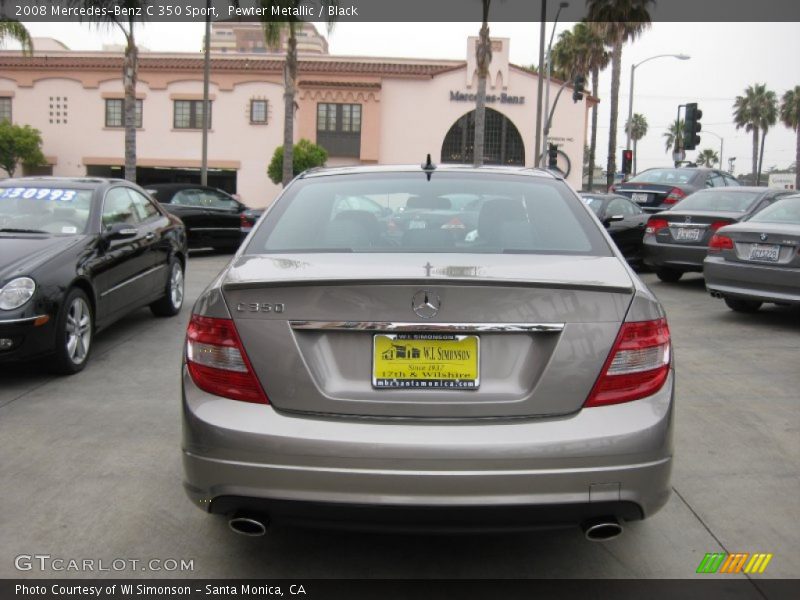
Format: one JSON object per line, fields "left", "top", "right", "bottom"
{"left": 1, "top": 253, "right": 798, "bottom": 581}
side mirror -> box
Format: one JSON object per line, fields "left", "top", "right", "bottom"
{"left": 602, "top": 214, "right": 625, "bottom": 228}
{"left": 102, "top": 223, "right": 138, "bottom": 241}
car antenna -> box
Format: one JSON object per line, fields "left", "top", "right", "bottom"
{"left": 421, "top": 153, "right": 436, "bottom": 181}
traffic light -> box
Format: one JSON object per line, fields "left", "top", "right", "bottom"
{"left": 683, "top": 102, "right": 703, "bottom": 151}
{"left": 548, "top": 143, "right": 559, "bottom": 169}
{"left": 572, "top": 74, "right": 586, "bottom": 103}
{"left": 621, "top": 149, "right": 633, "bottom": 175}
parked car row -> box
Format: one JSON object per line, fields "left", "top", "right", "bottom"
{"left": 587, "top": 167, "right": 799, "bottom": 314}
{"left": 3, "top": 164, "right": 795, "bottom": 539}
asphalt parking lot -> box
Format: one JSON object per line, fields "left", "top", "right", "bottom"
{"left": 1, "top": 252, "right": 798, "bottom": 581}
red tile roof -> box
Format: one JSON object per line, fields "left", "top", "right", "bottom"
{"left": 0, "top": 53, "right": 463, "bottom": 78}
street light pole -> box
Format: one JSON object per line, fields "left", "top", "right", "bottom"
{"left": 534, "top": 1, "right": 546, "bottom": 165}
{"left": 625, "top": 53, "right": 691, "bottom": 155}
{"left": 703, "top": 130, "right": 724, "bottom": 170}
{"left": 540, "top": 1, "right": 569, "bottom": 167}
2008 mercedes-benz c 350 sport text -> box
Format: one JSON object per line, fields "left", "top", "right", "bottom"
{"left": 181, "top": 164, "right": 674, "bottom": 541}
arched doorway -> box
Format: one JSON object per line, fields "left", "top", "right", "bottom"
{"left": 440, "top": 108, "right": 525, "bottom": 166}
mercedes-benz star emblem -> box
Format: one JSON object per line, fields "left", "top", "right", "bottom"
{"left": 412, "top": 290, "right": 441, "bottom": 319}
{"left": 685, "top": 216, "right": 692, "bottom": 223}
{"left": 760, "top": 233, "right": 768, "bottom": 241}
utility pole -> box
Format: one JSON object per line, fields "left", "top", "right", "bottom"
{"left": 534, "top": 1, "right": 546, "bottom": 166}
{"left": 200, "top": 0, "right": 211, "bottom": 186}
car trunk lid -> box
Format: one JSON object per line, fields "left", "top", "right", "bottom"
{"left": 221, "top": 253, "right": 635, "bottom": 419}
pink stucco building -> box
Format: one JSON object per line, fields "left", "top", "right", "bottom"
{"left": 0, "top": 37, "right": 596, "bottom": 208}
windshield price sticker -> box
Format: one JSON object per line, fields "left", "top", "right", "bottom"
{"left": 0, "top": 188, "right": 77, "bottom": 202}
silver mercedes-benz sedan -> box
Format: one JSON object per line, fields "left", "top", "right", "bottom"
{"left": 182, "top": 165, "right": 674, "bottom": 540}
{"left": 705, "top": 194, "right": 800, "bottom": 312}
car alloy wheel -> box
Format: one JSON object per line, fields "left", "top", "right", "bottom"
{"left": 151, "top": 258, "right": 185, "bottom": 317}
{"left": 52, "top": 287, "right": 94, "bottom": 375}
{"left": 65, "top": 296, "right": 92, "bottom": 365}
{"left": 170, "top": 262, "right": 185, "bottom": 310}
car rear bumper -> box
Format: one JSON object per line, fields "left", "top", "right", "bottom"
{"left": 182, "top": 369, "right": 674, "bottom": 528}
{"left": 643, "top": 239, "right": 707, "bottom": 271}
{"left": 0, "top": 314, "right": 56, "bottom": 364}
{"left": 704, "top": 257, "right": 800, "bottom": 304}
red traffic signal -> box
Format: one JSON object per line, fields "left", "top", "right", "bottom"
{"left": 621, "top": 149, "right": 633, "bottom": 175}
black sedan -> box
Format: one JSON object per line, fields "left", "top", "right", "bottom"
{"left": 612, "top": 167, "right": 740, "bottom": 213}
{"left": 580, "top": 193, "right": 648, "bottom": 265}
{"left": 0, "top": 177, "right": 187, "bottom": 374}
{"left": 643, "top": 186, "right": 794, "bottom": 282}
{"left": 145, "top": 184, "right": 249, "bottom": 252}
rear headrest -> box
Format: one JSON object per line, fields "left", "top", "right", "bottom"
{"left": 405, "top": 196, "right": 451, "bottom": 210}
{"left": 324, "top": 210, "right": 381, "bottom": 248}
{"left": 477, "top": 198, "right": 527, "bottom": 245}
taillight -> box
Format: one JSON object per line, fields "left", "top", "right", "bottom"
{"left": 645, "top": 218, "right": 669, "bottom": 235}
{"left": 240, "top": 214, "right": 253, "bottom": 231}
{"left": 585, "top": 318, "right": 671, "bottom": 407}
{"left": 663, "top": 187, "right": 687, "bottom": 205}
{"left": 708, "top": 234, "right": 734, "bottom": 253}
{"left": 185, "top": 315, "right": 268, "bottom": 404}
{"left": 609, "top": 185, "right": 616, "bottom": 193}
{"left": 709, "top": 220, "right": 729, "bottom": 232}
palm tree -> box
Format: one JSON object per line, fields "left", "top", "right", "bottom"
{"left": 261, "top": 4, "right": 337, "bottom": 185}
{"left": 780, "top": 86, "right": 800, "bottom": 190}
{"left": 552, "top": 22, "right": 609, "bottom": 190}
{"left": 756, "top": 89, "right": 778, "bottom": 186}
{"left": 71, "top": 2, "right": 146, "bottom": 182}
{"left": 663, "top": 118, "right": 684, "bottom": 156}
{"left": 0, "top": 20, "right": 33, "bottom": 55}
{"left": 587, "top": 0, "right": 654, "bottom": 189}
{"left": 473, "top": 0, "right": 492, "bottom": 167}
{"left": 625, "top": 113, "right": 647, "bottom": 174}
{"left": 734, "top": 83, "right": 778, "bottom": 187}
{"left": 696, "top": 148, "right": 719, "bottom": 167}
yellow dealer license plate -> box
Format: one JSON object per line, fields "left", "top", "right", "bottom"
{"left": 372, "top": 333, "right": 479, "bottom": 389}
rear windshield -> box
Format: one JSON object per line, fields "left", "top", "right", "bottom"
{"left": 580, "top": 195, "right": 604, "bottom": 215}
{"left": 673, "top": 190, "right": 761, "bottom": 213}
{"left": 0, "top": 186, "right": 93, "bottom": 234}
{"left": 247, "top": 172, "right": 611, "bottom": 256}
{"left": 627, "top": 169, "right": 699, "bottom": 185}
{"left": 748, "top": 197, "right": 800, "bottom": 224}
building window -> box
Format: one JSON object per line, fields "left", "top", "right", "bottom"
{"left": 250, "top": 99, "right": 268, "bottom": 124}
{"left": 105, "top": 99, "right": 143, "bottom": 128}
{"left": 441, "top": 108, "right": 525, "bottom": 166}
{"left": 0, "top": 97, "right": 11, "bottom": 122}
{"left": 174, "top": 100, "right": 211, "bottom": 129}
{"left": 316, "top": 103, "right": 362, "bottom": 157}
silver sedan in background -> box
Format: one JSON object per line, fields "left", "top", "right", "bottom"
{"left": 705, "top": 195, "right": 800, "bottom": 312}
{"left": 181, "top": 165, "right": 674, "bottom": 541}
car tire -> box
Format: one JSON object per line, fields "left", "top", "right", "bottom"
{"left": 723, "top": 297, "right": 762, "bottom": 313}
{"left": 656, "top": 267, "right": 683, "bottom": 282}
{"left": 51, "top": 287, "right": 93, "bottom": 375}
{"left": 150, "top": 258, "right": 185, "bottom": 317}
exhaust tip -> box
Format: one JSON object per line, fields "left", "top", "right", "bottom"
{"left": 582, "top": 518, "right": 623, "bottom": 542}
{"left": 228, "top": 516, "right": 268, "bottom": 537}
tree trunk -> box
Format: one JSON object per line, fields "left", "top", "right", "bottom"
{"left": 606, "top": 39, "right": 622, "bottom": 189}
{"left": 633, "top": 139, "right": 638, "bottom": 174}
{"left": 123, "top": 30, "right": 138, "bottom": 182}
{"left": 588, "top": 67, "right": 599, "bottom": 190}
{"left": 473, "top": 21, "right": 490, "bottom": 167}
{"left": 751, "top": 127, "right": 759, "bottom": 185}
{"left": 756, "top": 128, "right": 767, "bottom": 186}
{"left": 281, "top": 26, "right": 297, "bottom": 187}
